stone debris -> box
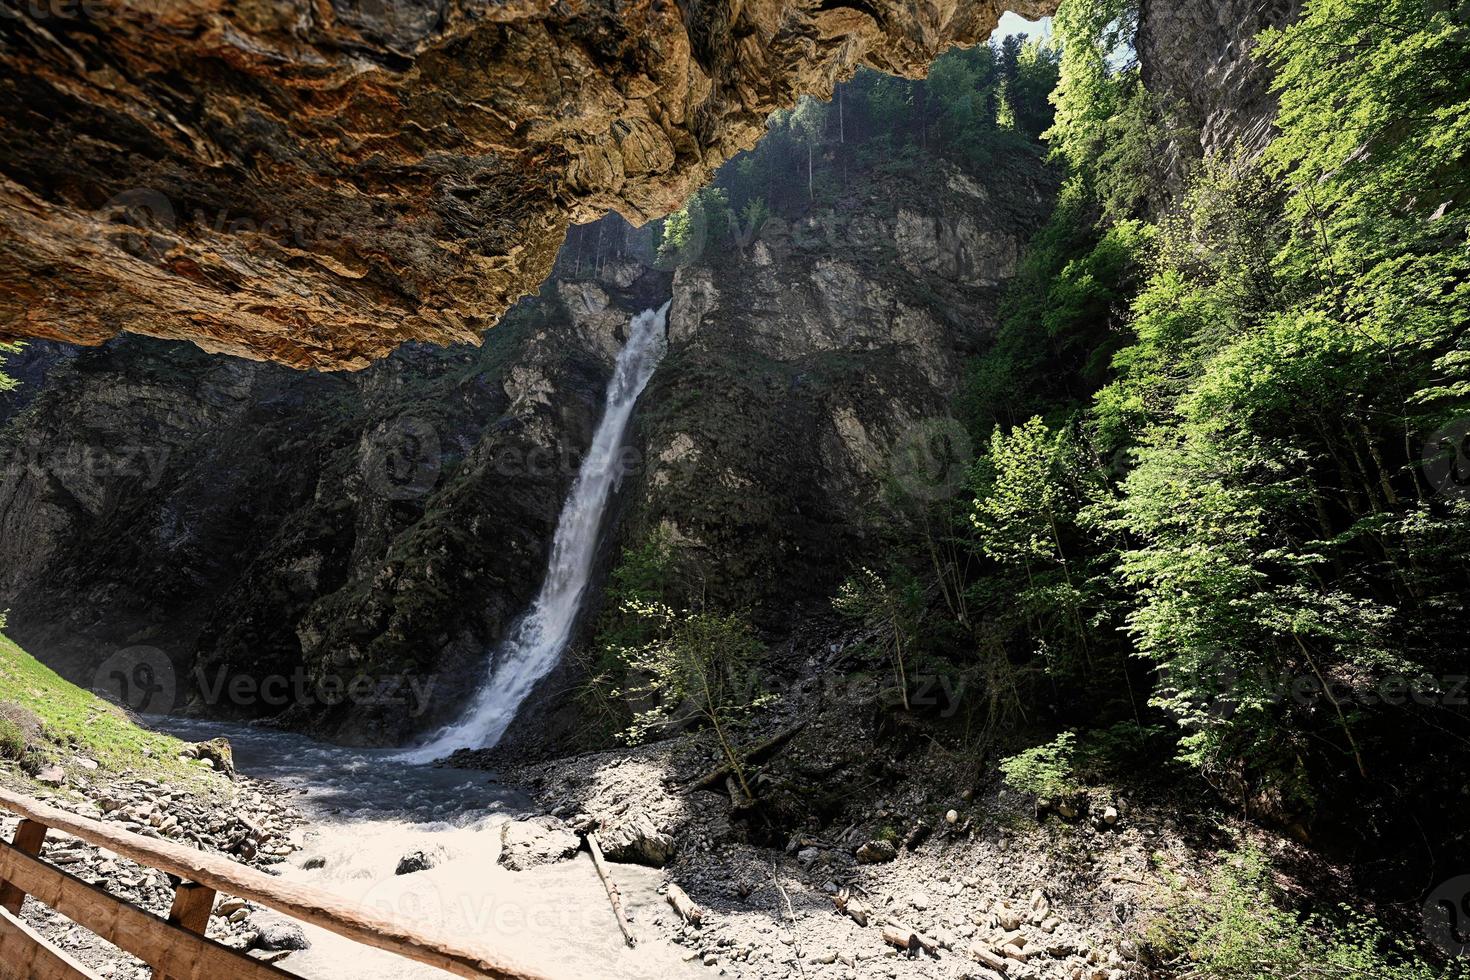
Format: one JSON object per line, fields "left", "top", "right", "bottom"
{"left": 1, "top": 766, "right": 303, "bottom": 978}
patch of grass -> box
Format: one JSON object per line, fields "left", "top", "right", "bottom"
{"left": 0, "top": 632, "right": 209, "bottom": 789}
{"left": 1149, "top": 844, "right": 1464, "bottom": 979}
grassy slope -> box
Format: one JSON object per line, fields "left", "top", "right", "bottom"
{"left": 0, "top": 631, "right": 211, "bottom": 791}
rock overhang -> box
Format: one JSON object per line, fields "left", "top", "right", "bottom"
{"left": 0, "top": 0, "right": 1054, "bottom": 370}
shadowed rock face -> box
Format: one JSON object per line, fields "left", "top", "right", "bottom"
{"left": 0, "top": 0, "right": 1050, "bottom": 370}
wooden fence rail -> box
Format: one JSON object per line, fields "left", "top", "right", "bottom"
{"left": 0, "top": 787, "right": 553, "bottom": 980}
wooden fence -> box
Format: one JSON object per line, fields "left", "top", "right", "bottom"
{"left": 0, "top": 787, "right": 552, "bottom": 980}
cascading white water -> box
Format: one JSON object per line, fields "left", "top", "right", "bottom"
{"left": 398, "top": 301, "right": 671, "bottom": 763}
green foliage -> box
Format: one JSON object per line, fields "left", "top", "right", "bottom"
{"left": 736, "top": 197, "right": 771, "bottom": 247}
{"left": 948, "top": 0, "right": 1470, "bottom": 832}
{"left": 833, "top": 566, "right": 925, "bottom": 710}
{"left": 575, "top": 529, "right": 675, "bottom": 740}
{"left": 1047, "top": 0, "right": 1176, "bottom": 220}
{"left": 656, "top": 187, "right": 729, "bottom": 267}
{"left": 1151, "top": 845, "right": 1459, "bottom": 979}
{"left": 616, "top": 602, "right": 769, "bottom": 799}
{"left": 999, "top": 731, "right": 1079, "bottom": 801}
{"left": 675, "top": 35, "right": 1058, "bottom": 233}
{"left": 0, "top": 341, "right": 20, "bottom": 393}
{"left": 966, "top": 178, "right": 1151, "bottom": 432}
{"left": 999, "top": 36, "right": 1062, "bottom": 141}
{"left": 1047, "top": 0, "right": 1139, "bottom": 173}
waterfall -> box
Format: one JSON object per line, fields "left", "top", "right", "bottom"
{"left": 398, "top": 301, "right": 671, "bottom": 763}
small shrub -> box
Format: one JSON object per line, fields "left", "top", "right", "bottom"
{"left": 618, "top": 602, "right": 769, "bottom": 801}
{"left": 0, "top": 717, "right": 25, "bottom": 761}
{"left": 1151, "top": 845, "right": 1457, "bottom": 979}
{"left": 833, "top": 566, "right": 924, "bottom": 711}
{"left": 999, "top": 731, "right": 1079, "bottom": 803}
{"left": 0, "top": 700, "right": 40, "bottom": 760}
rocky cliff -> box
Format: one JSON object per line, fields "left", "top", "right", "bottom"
{"left": 0, "top": 0, "right": 1048, "bottom": 370}
{"left": 0, "top": 273, "right": 649, "bottom": 742}
{"left": 1138, "top": 0, "right": 1302, "bottom": 177}
{"left": 632, "top": 159, "right": 1053, "bottom": 615}
{"left": 0, "top": 132, "right": 1054, "bottom": 743}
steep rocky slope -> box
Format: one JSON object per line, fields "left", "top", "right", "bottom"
{"left": 1138, "top": 0, "right": 1303, "bottom": 181}
{"left": 0, "top": 272, "right": 649, "bottom": 743}
{"left": 0, "top": 139, "right": 1054, "bottom": 744}
{"left": 632, "top": 160, "right": 1053, "bottom": 615}
{"left": 0, "top": 0, "right": 1049, "bottom": 369}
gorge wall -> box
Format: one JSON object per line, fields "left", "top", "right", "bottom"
{"left": 0, "top": 0, "right": 1049, "bottom": 370}
{"left": 0, "top": 0, "right": 1302, "bottom": 747}
{"left": 0, "top": 141, "right": 1054, "bottom": 743}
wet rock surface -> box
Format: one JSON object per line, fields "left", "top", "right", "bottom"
{"left": 0, "top": 0, "right": 1050, "bottom": 369}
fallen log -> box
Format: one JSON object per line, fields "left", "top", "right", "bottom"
{"left": 585, "top": 833, "right": 635, "bottom": 948}
{"left": 665, "top": 883, "right": 703, "bottom": 927}
{"left": 882, "top": 924, "right": 919, "bottom": 953}
{"left": 832, "top": 889, "right": 868, "bottom": 927}
{"left": 687, "top": 723, "right": 807, "bottom": 793}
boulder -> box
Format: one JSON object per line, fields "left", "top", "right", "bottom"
{"left": 181, "top": 739, "right": 236, "bottom": 777}
{"left": 394, "top": 844, "right": 451, "bottom": 876}
{"left": 248, "top": 912, "right": 310, "bottom": 952}
{"left": 497, "top": 817, "right": 580, "bottom": 872}
{"left": 855, "top": 840, "right": 897, "bottom": 864}
{"left": 598, "top": 814, "right": 675, "bottom": 867}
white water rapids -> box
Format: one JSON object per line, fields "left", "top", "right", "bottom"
{"left": 399, "top": 301, "right": 671, "bottom": 763}
{"left": 151, "top": 718, "right": 700, "bottom": 980}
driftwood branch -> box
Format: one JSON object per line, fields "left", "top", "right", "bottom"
{"left": 881, "top": 917, "right": 944, "bottom": 956}
{"left": 664, "top": 883, "right": 703, "bottom": 927}
{"left": 585, "top": 833, "right": 636, "bottom": 948}
{"left": 772, "top": 864, "right": 807, "bottom": 980}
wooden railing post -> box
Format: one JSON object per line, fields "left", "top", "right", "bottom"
{"left": 0, "top": 787, "right": 554, "bottom": 979}
{"left": 0, "top": 817, "right": 49, "bottom": 913}
{"left": 152, "top": 880, "right": 217, "bottom": 980}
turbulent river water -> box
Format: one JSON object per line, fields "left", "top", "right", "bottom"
{"left": 400, "top": 301, "right": 672, "bottom": 763}
{"left": 143, "top": 305, "right": 695, "bottom": 979}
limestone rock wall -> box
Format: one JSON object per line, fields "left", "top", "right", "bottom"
{"left": 0, "top": 0, "right": 1048, "bottom": 370}
{"left": 1138, "top": 0, "right": 1303, "bottom": 174}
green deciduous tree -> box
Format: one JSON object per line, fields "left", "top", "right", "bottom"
{"left": 617, "top": 602, "right": 768, "bottom": 800}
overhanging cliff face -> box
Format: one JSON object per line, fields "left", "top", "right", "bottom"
{"left": 0, "top": 0, "right": 1050, "bottom": 370}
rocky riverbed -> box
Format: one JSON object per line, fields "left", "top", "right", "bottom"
{"left": 1, "top": 709, "right": 1298, "bottom": 980}
{"left": 506, "top": 737, "right": 1162, "bottom": 980}
{"left": 2, "top": 758, "right": 307, "bottom": 976}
